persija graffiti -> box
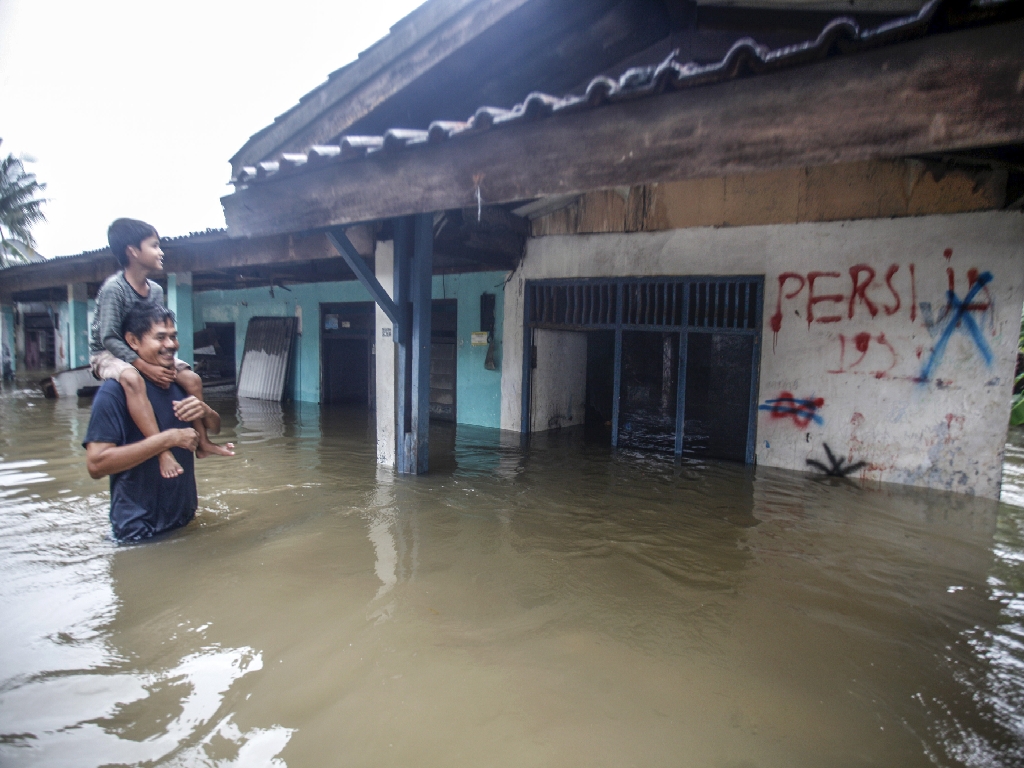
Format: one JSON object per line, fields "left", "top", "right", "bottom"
{"left": 917, "top": 269, "right": 994, "bottom": 382}
{"left": 769, "top": 264, "right": 917, "bottom": 337}
{"left": 759, "top": 392, "right": 824, "bottom": 427}
{"left": 769, "top": 256, "right": 996, "bottom": 380}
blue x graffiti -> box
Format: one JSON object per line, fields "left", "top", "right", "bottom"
{"left": 918, "top": 271, "right": 993, "bottom": 382}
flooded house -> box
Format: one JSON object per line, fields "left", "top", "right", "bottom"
{"left": 2, "top": 0, "right": 1023, "bottom": 497}
{"left": 5, "top": 2, "right": 1024, "bottom": 764}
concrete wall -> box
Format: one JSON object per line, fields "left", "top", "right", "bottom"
{"left": 530, "top": 329, "right": 587, "bottom": 432}
{"left": 501, "top": 211, "right": 1024, "bottom": 498}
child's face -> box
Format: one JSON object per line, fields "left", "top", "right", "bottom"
{"left": 127, "top": 234, "right": 164, "bottom": 272}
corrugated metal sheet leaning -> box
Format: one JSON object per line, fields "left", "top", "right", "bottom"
{"left": 236, "top": 316, "right": 298, "bottom": 401}
{"left": 232, "top": 0, "right": 1023, "bottom": 187}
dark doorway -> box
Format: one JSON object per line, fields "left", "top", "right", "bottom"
{"left": 683, "top": 333, "right": 755, "bottom": 462}
{"left": 618, "top": 331, "right": 679, "bottom": 453}
{"left": 524, "top": 277, "right": 762, "bottom": 463}
{"left": 584, "top": 330, "right": 615, "bottom": 439}
{"left": 194, "top": 322, "right": 236, "bottom": 383}
{"left": 321, "top": 303, "right": 375, "bottom": 407}
{"left": 23, "top": 314, "right": 56, "bottom": 370}
{"left": 430, "top": 300, "right": 458, "bottom": 422}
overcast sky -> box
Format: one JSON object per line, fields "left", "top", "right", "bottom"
{"left": 0, "top": 0, "right": 423, "bottom": 257}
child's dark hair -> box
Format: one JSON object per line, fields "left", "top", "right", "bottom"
{"left": 107, "top": 218, "right": 158, "bottom": 268}
{"left": 122, "top": 302, "right": 176, "bottom": 341}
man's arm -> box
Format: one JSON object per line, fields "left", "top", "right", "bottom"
{"left": 173, "top": 397, "right": 221, "bottom": 434}
{"left": 86, "top": 428, "right": 199, "bottom": 479}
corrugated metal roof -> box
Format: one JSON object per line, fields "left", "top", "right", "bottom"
{"left": 232, "top": 0, "right": 1022, "bottom": 188}
{"left": 4, "top": 228, "right": 230, "bottom": 267}
{"left": 236, "top": 316, "right": 298, "bottom": 401}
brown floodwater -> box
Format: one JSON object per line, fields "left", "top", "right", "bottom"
{"left": 1, "top": 377, "right": 1024, "bottom": 767}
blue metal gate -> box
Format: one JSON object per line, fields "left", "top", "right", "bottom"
{"left": 522, "top": 276, "right": 764, "bottom": 463}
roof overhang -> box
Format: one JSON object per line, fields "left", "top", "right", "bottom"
{"left": 0, "top": 227, "right": 375, "bottom": 302}
{"left": 222, "top": 20, "right": 1024, "bottom": 239}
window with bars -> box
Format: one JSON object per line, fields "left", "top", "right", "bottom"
{"left": 527, "top": 278, "right": 761, "bottom": 331}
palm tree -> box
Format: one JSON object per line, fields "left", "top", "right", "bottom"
{"left": 0, "top": 139, "right": 47, "bottom": 268}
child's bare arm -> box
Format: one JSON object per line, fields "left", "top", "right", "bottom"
{"left": 133, "top": 356, "right": 175, "bottom": 387}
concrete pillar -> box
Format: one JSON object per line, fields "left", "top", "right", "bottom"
{"left": 375, "top": 241, "right": 397, "bottom": 468}
{"left": 167, "top": 272, "right": 193, "bottom": 365}
{"left": 1, "top": 302, "right": 15, "bottom": 379}
{"left": 67, "top": 283, "right": 89, "bottom": 368}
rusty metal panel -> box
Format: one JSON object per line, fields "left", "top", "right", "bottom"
{"left": 236, "top": 316, "right": 298, "bottom": 401}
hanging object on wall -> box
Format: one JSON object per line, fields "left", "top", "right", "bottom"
{"left": 236, "top": 316, "right": 298, "bottom": 401}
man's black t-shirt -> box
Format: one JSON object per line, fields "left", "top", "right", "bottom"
{"left": 84, "top": 378, "right": 197, "bottom": 541}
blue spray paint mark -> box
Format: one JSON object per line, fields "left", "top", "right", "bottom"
{"left": 758, "top": 395, "right": 824, "bottom": 426}
{"left": 918, "top": 271, "right": 993, "bottom": 383}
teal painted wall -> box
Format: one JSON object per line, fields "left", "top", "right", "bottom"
{"left": 193, "top": 281, "right": 372, "bottom": 404}
{"left": 68, "top": 294, "right": 90, "bottom": 368}
{"left": 167, "top": 275, "right": 194, "bottom": 365}
{"left": 192, "top": 271, "right": 507, "bottom": 427}
{"left": 1, "top": 304, "right": 15, "bottom": 376}
{"left": 433, "top": 271, "right": 507, "bottom": 429}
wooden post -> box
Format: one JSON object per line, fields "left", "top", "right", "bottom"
{"left": 410, "top": 213, "right": 434, "bottom": 474}
{"left": 611, "top": 283, "right": 623, "bottom": 448}
{"left": 675, "top": 286, "right": 691, "bottom": 458}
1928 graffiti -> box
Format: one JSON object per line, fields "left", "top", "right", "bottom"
{"left": 769, "top": 256, "right": 997, "bottom": 380}
{"left": 827, "top": 332, "right": 897, "bottom": 376}
{"left": 770, "top": 263, "right": 917, "bottom": 337}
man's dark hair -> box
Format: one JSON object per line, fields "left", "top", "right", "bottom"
{"left": 107, "top": 218, "right": 158, "bottom": 268}
{"left": 122, "top": 302, "right": 176, "bottom": 341}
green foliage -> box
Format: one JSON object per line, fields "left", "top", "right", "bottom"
{"left": 0, "top": 139, "right": 47, "bottom": 268}
{"left": 1013, "top": 307, "right": 1024, "bottom": 427}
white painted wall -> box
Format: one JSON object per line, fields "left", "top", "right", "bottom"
{"left": 375, "top": 240, "right": 397, "bottom": 468}
{"left": 530, "top": 328, "right": 587, "bottom": 432}
{"left": 501, "top": 211, "right": 1024, "bottom": 498}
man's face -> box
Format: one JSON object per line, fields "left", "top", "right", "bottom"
{"left": 127, "top": 234, "right": 164, "bottom": 272}
{"left": 127, "top": 319, "right": 178, "bottom": 368}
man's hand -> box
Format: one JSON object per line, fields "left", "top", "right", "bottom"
{"left": 133, "top": 357, "right": 175, "bottom": 388}
{"left": 168, "top": 427, "right": 200, "bottom": 452}
{"left": 172, "top": 397, "right": 210, "bottom": 424}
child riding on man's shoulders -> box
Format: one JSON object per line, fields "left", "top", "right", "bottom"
{"left": 89, "top": 218, "right": 234, "bottom": 478}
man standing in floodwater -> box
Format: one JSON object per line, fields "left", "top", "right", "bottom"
{"left": 84, "top": 302, "right": 233, "bottom": 541}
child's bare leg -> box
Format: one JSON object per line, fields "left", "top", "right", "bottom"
{"left": 121, "top": 368, "right": 182, "bottom": 478}
{"left": 176, "top": 369, "right": 234, "bottom": 458}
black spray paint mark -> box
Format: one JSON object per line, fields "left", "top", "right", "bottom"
{"left": 807, "top": 443, "right": 867, "bottom": 478}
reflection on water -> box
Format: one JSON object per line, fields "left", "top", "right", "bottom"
{"left": 1, "top": 377, "right": 1024, "bottom": 767}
